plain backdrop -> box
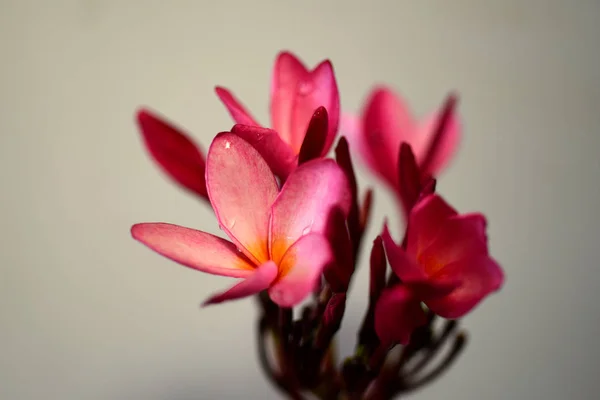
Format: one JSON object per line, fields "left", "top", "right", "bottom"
{"left": 1, "top": 1, "right": 599, "bottom": 399}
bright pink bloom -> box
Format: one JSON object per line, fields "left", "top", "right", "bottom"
{"left": 342, "top": 86, "right": 461, "bottom": 195}
{"left": 136, "top": 108, "right": 209, "bottom": 201}
{"left": 215, "top": 51, "right": 340, "bottom": 178}
{"left": 375, "top": 194, "right": 504, "bottom": 345}
{"left": 131, "top": 133, "right": 351, "bottom": 307}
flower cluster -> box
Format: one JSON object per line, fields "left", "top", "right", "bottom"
{"left": 131, "top": 51, "right": 504, "bottom": 399}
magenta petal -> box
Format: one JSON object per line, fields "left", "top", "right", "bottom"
{"left": 269, "top": 159, "right": 352, "bottom": 264}
{"left": 298, "top": 106, "right": 329, "bottom": 164}
{"left": 362, "top": 87, "right": 416, "bottom": 189}
{"left": 131, "top": 223, "right": 254, "bottom": 277}
{"left": 427, "top": 255, "right": 504, "bottom": 319}
{"left": 414, "top": 97, "right": 461, "bottom": 177}
{"left": 230, "top": 124, "right": 298, "bottom": 179}
{"left": 381, "top": 224, "right": 426, "bottom": 281}
{"left": 407, "top": 194, "right": 457, "bottom": 257}
{"left": 136, "top": 108, "right": 208, "bottom": 199}
{"left": 206, "top": 133, "right": 278, "bottom": 265}
{"left": 375, "top": 286, "right": 428, "bottom": 346}
{"left": 269, "top": 233, "right": 333, "bottom": 307}
{"left": 420, "top": 213, "right": 489, "bottom": 268}
{"left": 289, "top": 60, "right": 340, "bottom": 154}
{"left": 215, "top": 86, "right": 260, "bottom": 126}
{"left": 202, "top": 261, "right": 278, "bottom": 306}
{"left": 270, "top": 51, "right": 309, "bottom": 145}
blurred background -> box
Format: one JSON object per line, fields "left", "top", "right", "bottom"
{"left": 1, "top": 0, "right": 599, "bottom": 399}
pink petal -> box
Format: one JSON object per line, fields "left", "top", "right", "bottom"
{"left": 206, "top": 133, "right": 278, "bottom": 265}
{"left": 269, "top": 159, "right": 351, "bottom": 264}
{"left": 375, "top": 285, "right": 428, "bottom": 346}
{"left": 412, "top": 100, "right": 461, "bottom": 177}
{"left": 202, "top": 261, "right": 278, "bottom": 306}
{"left": 381, "top": 224, "right": 427, "bottom": 281}
{"left": 136, "top": 108, "right": 208, "bottom": 199}
{"left": 214, "top": 86, "right": 260, "bottom": 126}
{"left": 419, "top": 213, "right": 489, "bottom": 274}
{"left": 131, "top": 223, "right": 254, "bottom": 277}
{"left": 426, "top": 255, "right": 504, "bottom": 319}
{"left": 407, "top": 194, "right": 457, "bottom": 257}
{"left": 323, "top": 206, "right": 354, "bottom": 293}
{"left": 230, "top": 124, "right": 298, "bottom": 180}
{"left": 270, "top": 51, "right": 309, "bottom": 145}
{"left": 268, "top": 233, "right": 333, "bottom": 307}
{"left": 289, "top": 60, "right": 340, "bottom": 154}
{"left": 361, "top": 87, "right": 417, "bottom": 190}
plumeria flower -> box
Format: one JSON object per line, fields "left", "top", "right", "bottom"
{"left": 215, "top": 51, "right": 340, "bottom": 179}
{"left": 136, "top": 108, "right": 209, "bottom": 202}
{"left": 342, "top": 86, "right": 461, "bottom": 212}
{"left": 375, "top": 194, "right": 504, "bottom": 345}
{"left": 131, "top": 133, "right": 351, "bottom": 307}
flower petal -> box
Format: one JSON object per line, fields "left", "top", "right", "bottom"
{"left": 381, "top": 224, "right": 426, "bottom": 281}
{"left": 298, "top": 106, "right": 329, "bottom": 164}
{"left": 419, "top": 213, "right": 489, "bottom": 274}
{"left": 215, "top": 86, "right": 260, "bottom": 126}
{"left": 375, "top": 285, "right": 428, "bottom": 346}
{"left": 268, "top": 233, "right": 333, "bottom": 307}
{"left": 270, "top": 51, "right": 309, "bottom": 145}
{"left": 361, "top": 87, "right": 416, "bottom": 189}
{"left": 136, "top": 108, "right": 208, "bottom": 199}
{"left": 414, "top": 97, "right": 461, "bottom": 177}
{"left": 206, "top": 133, "right": 278, "bottom": 265}
{"left": 269, "top": 159, "right": 351, "bottom": 264}
{"left": 289, "top": 60, "right": 340, "bottom": 154}
{"left": 407, "top": 194, "right": 457, "bottom": 257}
{"left": 202, "top": 261, "right": 278, "bottom": 306}
{"left": 131, "top": 223, "right": 254, "bottom": 277}
{"left": 426, "top": 255, "right": 504, "bottom": 319}
{"left": 230, "top": 124, "right": 298, "bottom": 180}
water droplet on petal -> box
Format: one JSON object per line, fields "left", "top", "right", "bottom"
{"left": 225, "top": 141, "right": 231, "bottom": 149}
{"left": 302, "top": 226, "right": 311, "bottom": 235}
{"left": 228, "top": 218, "right": 236, "bottom": 229}
{"left": 297, "top": 80, "right": 314, "bottom": 96}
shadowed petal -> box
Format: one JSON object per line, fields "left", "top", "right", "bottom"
{"left": 270, "top": 51, "right": 309, "bottom": 144}
{"left": 298, "top": 106, "right": 329, "bottom": 164}
{"left": 381, "top": 224, "right": 426, "bottom": 281}
{"left": 375, "top": 285, "right": 428, "bottom": 346}
{"left": 419, "top": 213, "right": 488, "bottom": 274}
{"left": 136, "top": 108, "right": 208, "bottom": 199}
{"left": 202, "top": 261, "right": 278, "bottom": 306}
{"left": 131, "top": 223, "right": 254, "bottom": 277}
{"left": 269, "top": 233, "right": 333, "bottom": 307}
{"left": 206, "top": 133, "right": 278, "bottom": 265}
{"left": 407, "top": 194, "right": 457, "bottom": 257}
{"left": 427, "top": 255, "right": 504, "bottom": 319}
{"left": 269, "top": 159, "right": 351, "bottom": 264}
{"left": 230, "top": 124, "right": 298, "bottom": 180}
{"left": 215, "top": 86, "right": 260, "bottom": 126}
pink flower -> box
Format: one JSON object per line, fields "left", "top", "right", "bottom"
{"left": 131, "top": 133, "right": 351, "bottom": 307}
{"left": 215, "top": 51, "right": 340, "bottom": 179}
{"left": 375, "top": 194, "right": 504, "bottom": 345}
{"left": 136, "top": 108, "right": 209, "bottom": 201}
{"left": 342, "top": 86, "right": 461, "bottom": 201}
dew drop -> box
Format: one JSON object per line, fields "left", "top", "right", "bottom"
{"left": 225, "top": 141, "right": 231, "bottom": 149}
{"left": 228, "top": 218, "right": 236, "bottom": 229}
{"left": 302, "top": 226, "right": 311, "bottom": 235}
{"left": 297, "top": 80, "right": 314, "bottom": 96}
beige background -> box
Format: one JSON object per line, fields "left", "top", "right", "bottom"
{"left": 2, "top": 0, "right": 599, "bottom": 399}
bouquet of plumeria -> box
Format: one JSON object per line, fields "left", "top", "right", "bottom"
{"left": 131, "top": 51, "right": 504, "bottom": 399}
